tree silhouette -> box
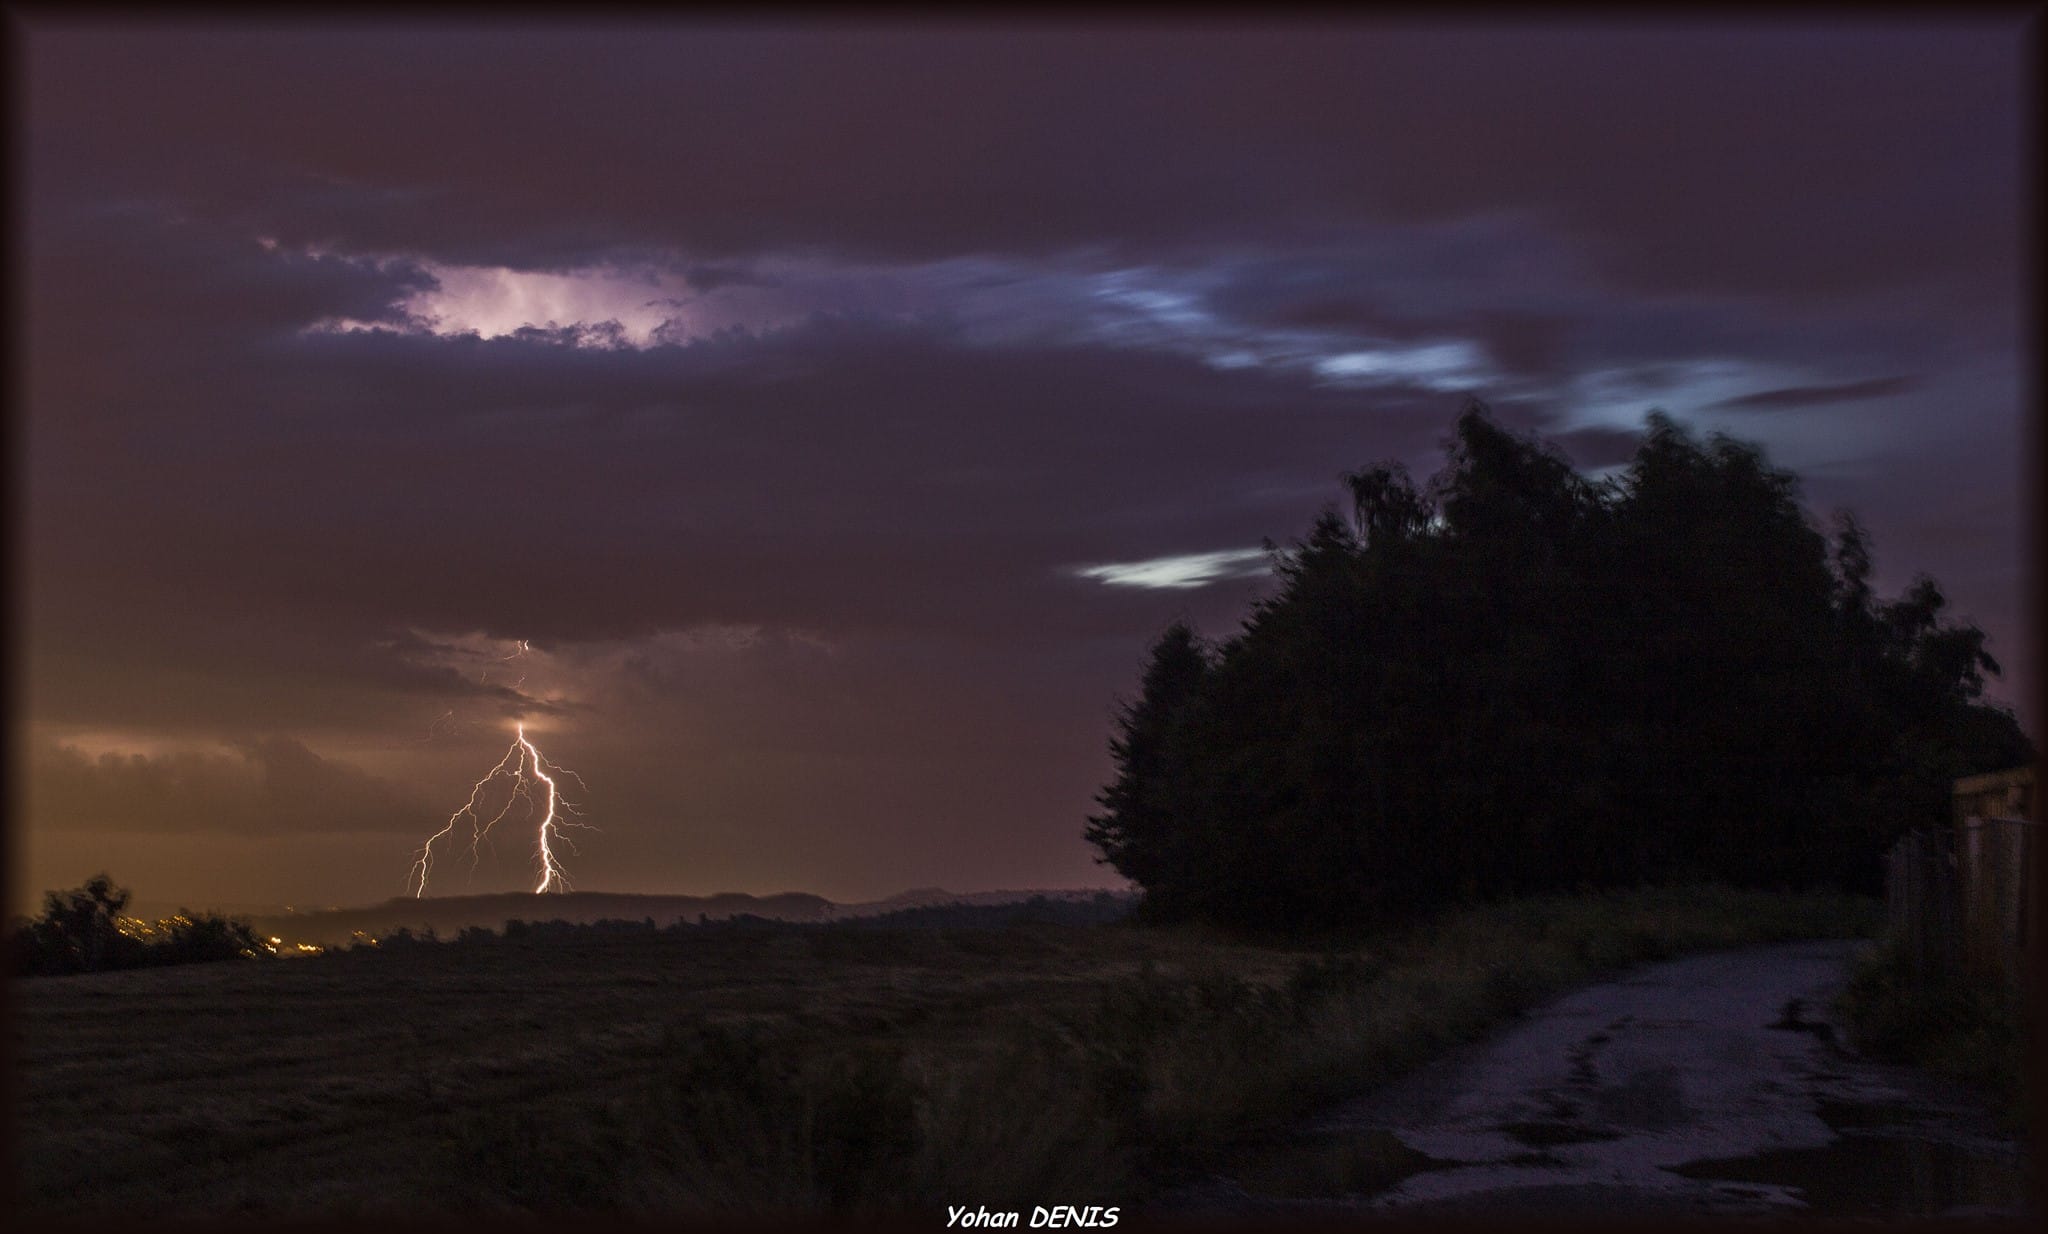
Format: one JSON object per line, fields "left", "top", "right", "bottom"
{"left": 153, "top": 912, "right": 264, "bottom": 965}
{"left": 1087, "top": 401, "right": 2032, "bottom": 933}
{"left": 11, "top": 874, "right": 268, "bottom": 976}
{"left": 15, "top": 873, "right": 145, "bottom": 975}
{"left": 1086, "top": 621, "right": 1213, "bottom": 919}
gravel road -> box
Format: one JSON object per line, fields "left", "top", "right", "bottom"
{"left": 1194, "top": 939, "right": 2034, "bottom": 1219}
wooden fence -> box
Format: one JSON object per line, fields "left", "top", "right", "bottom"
{"left": 1886, "top": 764, "right": 2038, "bottom": 990}
{"left": 1885, "top": 826, "right": 1960, "bottom": 979}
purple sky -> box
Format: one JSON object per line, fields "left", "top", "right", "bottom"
{"left": 18, "top": 20, "right": 2033, "bottom": 913}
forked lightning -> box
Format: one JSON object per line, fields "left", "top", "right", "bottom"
{"left": 407, "top": 722, "right": 593, "bottom": 896}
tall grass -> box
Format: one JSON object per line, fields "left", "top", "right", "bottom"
{"left": 438, "top": 883, "right": 1878, "bottom": 1216}
{"left": 1070, "top": 884, "right": 1879, "bottom": 1172}
{"left": 1836, "top": 941, "right": 2030, "bottom": 1133}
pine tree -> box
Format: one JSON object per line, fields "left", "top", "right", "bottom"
{"left": 1085, "top": 621, "right": 1210, "bottom": 909}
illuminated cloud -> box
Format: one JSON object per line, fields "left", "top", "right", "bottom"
{"left": 287, "top": 244, "right": 1515, "bottom": 386}
{"left": 404, "top": 262, "right": 694, "bottom": 345}
{"left": 1074, "top": 548, "right": 1270, "bottom": 590}
{"left": 1313, "top": 341, "right": 1491, "bottom": 390}
{"left": 28, "top": 736, "right": 428, "bottom": 836}
{"left": 298, "top": 259, "right": 698, "bottom": 346}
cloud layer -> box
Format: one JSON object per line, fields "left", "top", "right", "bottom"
{"left": 21, "top": 20, "right": 2029, "bottom": 910}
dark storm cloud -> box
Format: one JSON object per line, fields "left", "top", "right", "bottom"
{"left": 26, "top": 203, "right": 1468, "bottom": 742}
{"left": 1704, "top": 375, "right": 1922, "bottom": 413}
{"left": 36, "top": 309, "right": 1453, "bottom": 653}
{"left": 25, "top": 186, "right": 2021, "bottom": 743}
{"left": 1174, "top": 222, "right": 1950, "bottom": 397}
{"left": 28, "top": 737, "right": 428, "bottom": 835}
{"left": 28, "top": 24, "right": 2015, "bottom": 306}
{"left": 682, "top": 264, "right": 782, "bottom": 293}
{"left": 29, "top": 200, "right": 433, "bottom": 353}
{"left": 27, "top": 622, "right": 568, "bottom": 736}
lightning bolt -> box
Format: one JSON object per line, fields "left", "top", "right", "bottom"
{"left": 408, "top": 721, "right": 594, "bottom": 897}
{"left": 480, "top": 638, "right": 531, "bottom": 686}
{"left": 517, "top": 723, "right": 591, "bottom": 894}
{"left": 413, "top": 708, "right": 459, "bottom": 744}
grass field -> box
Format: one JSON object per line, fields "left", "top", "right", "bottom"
{"left": 12, "top": 884, "right": 1880, "bottom": 1219}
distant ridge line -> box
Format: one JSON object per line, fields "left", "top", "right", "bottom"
{"left": 236, "top": 886, "right": 1131, "bottom": 946}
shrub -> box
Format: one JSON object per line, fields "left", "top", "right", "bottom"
{"left": 1837, "top": 942, "right": 2028, "bottom": 1131}
{"left": 10, "top": 875, "right": 265, "bottom": 976}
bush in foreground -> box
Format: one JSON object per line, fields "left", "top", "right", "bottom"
{"left": 10, "top": 874, "right": 266, "bottom": 977}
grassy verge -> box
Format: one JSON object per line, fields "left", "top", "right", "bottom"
{"left": 1835, "top": 941, "right": 2031, "bottom": 1133}
{"left": 437, "top": 883, "right": 1879, "bottom": 1216}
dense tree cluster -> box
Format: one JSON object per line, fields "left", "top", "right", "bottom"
{"left": 1088, "top": 404, "right": 2032, "bottom": 933}
{"left": 10, "top": 874, "right": 265, "bottom": 976}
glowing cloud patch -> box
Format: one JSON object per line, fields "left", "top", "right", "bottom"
{"left": 1313, "top": 340, "right": 1489, "bottom": 390}
{"left": 1073, "top": 548, "right": 1269, "bottom": 590}
{"left": 405, "top": 262, "right": 692, "bottom": 346}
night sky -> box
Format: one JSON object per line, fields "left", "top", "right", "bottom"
{"left": 19, "top": 20, "right": 2032, "bottom": 913}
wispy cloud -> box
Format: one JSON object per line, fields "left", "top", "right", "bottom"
{"left": 1072, "top": 548, "right": 1270, "bottom": 590}
{"left": 1705, "top": 375, "right": 1920, "bottom": 412}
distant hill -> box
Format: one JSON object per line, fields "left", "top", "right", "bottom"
{"left": 126, "top": 899, "right": 308, "bottom": 923}
{"left": 834, "top": 887, "right": 1121, "bottom": 915}
{"left": 815, "top": 892, "right": 1133, "bottom": 931}
{"left": 245, "top": 887, "right": 1129, "bottom": 946}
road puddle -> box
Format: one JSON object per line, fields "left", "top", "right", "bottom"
{"left": 1193, "top": 943, "right": 2033, "bottom": 1219}
{"left": 1218, "top": 1104, "right": 2032, "bottom": 1217}
{"left": 1223, "top": 1128, "right": 1453, "bottom": 1200}
{"left": 1671, "top": 1133, "right": 2032, "bottom": 1217}
{"left": 1499, "top": 1120, "right": 1623, "bottom": 1147}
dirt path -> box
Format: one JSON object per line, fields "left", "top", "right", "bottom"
{"left": 1201, "top": 939, "right": 2033, "bottom": 1219}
